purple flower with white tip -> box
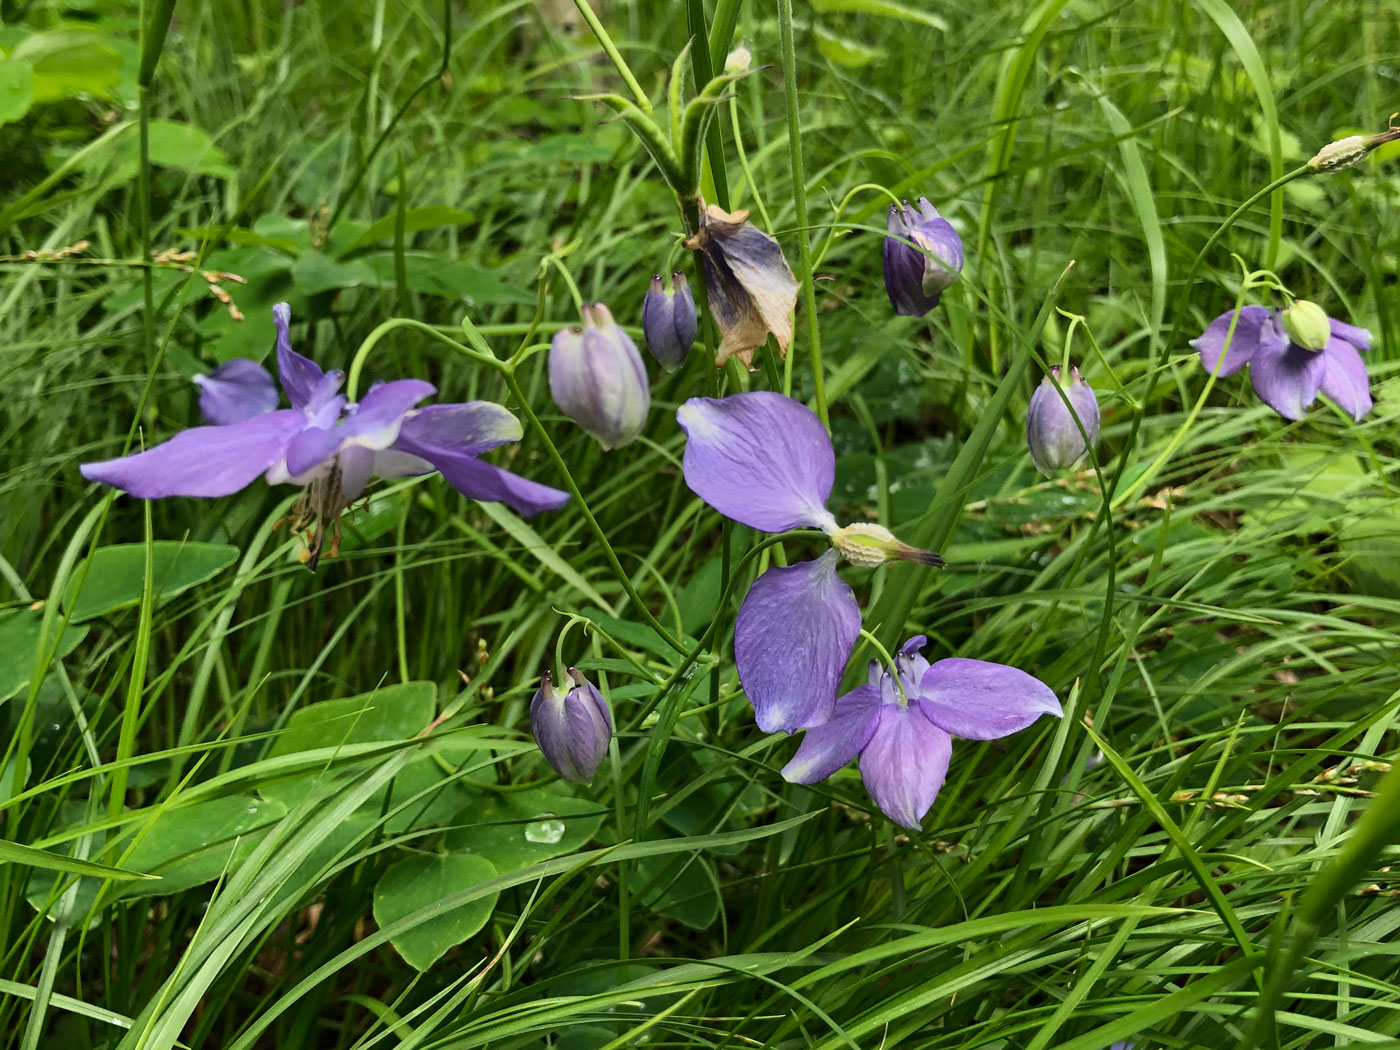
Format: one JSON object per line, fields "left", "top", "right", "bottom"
{"left": 883, "top": 197, "right": 963, "bottom": 317}
{"left": 782, "top": 636, "right": 1061, "bottom": 829}
{"left": 548, "top": 301, "right": 651, "bottom": 450}
{"left": 676, "top": 391, "right": 939, "bottom": 733}
{"left": 1026, "top": 365, "right": 1100, "bottom": 475}
{"left": 530, "top": 668, "right": 613, "bottom": 785}
{"left": 81, "top": 303, "right": 569, "bottom": 564}
{"left": 641, "top": 271, "right": 698, "bottom": 372}
{"left": 1190, "top": 300, "right": 1373, "bottom": 421}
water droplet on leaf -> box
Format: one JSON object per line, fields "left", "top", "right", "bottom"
{"left": 524, "top": 813, "right": 566, "bottom": 844}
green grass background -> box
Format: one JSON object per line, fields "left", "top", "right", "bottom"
{"left": 2, "top": 0, "right": 1400, "bottom": 1047}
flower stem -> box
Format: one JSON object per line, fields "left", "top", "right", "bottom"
{"left": 571, "top": 0, "right": 651, "bottom": 113}
{"left": 541, "top": 253, "right": 586, "bottom": 313}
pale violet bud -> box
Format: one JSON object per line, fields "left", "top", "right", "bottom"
{"left": 529, "top": 668, "right": 613, "bottom": 785}
{"left": 641, "top": 272, "right": 698, "bottom": 372}
{"left": 548, "top": 302, "right": 651, "bottom": 450}
{"left": 1026, "top": 365, "right": 1100, "bottom": 475}
{"left": 1280, "top": 299, "right": 1331, "bottom": 351}
{"left": 725, "top": 44, "right": 752, "bottom": 73}
{"left": 830, "top": 522, "right": 942, "bottom": 568}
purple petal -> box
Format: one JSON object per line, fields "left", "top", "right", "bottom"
{"left": 1249, "top": 335, "right": 1325, "bottom": 420}
{"left": 883, "top": 205, "right": 939, "bottom": 317}
{"left": 282, "top": 379, "right": 434, "bottom": 478}
{"left": 1328, "top": 317, "right": 1371, "bottom": 352}
{"left": 781, "top": 683, "right": 881, "bottom": 784}
{"left": 394, "top": 401, "right": 523, "bottom": 459}
{"left": 1190, "top": 305, "right": 1272, "bottom": 377}
{"left": 858, "top": 703, "right": 952, "bottom": 830}
{"left": 1319, "top": 337, "right": 1373, "bottom": 421}
{"left": 272, "top": 302, "right": 328, "bottom": 412}
{"left": 677, "top": 392, "right": 838, "bottom": 534}
{"left": 194, "top": 359, "right": 278, "bottom": 424}
{"left": 734, "top": 551, "right": 861, "bottom": 733}
{"left": 915, "top": 658, "right": 1062, "bottom": 740}
{"left": 80, "top": 410, "right": 306, "bottom": 498}
{"left": 910, "top": 209, "right": 963, "bottom": 299}
{"left": 409, "top": 447, "right": 569, "bottom": 517}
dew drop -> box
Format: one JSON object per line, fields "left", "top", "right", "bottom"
{"left": 524, "top": 813, "right": 566, "bottom": 845}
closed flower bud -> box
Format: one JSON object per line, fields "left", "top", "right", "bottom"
{"left": 529, "top": 668, "right": 613, "bottom": 785}
{"left": 641, "top": 272, "right": 698, "bottom": 372}
{"left": 1280, "top": 299, "right": 1331, "bottom": 351}
{"left": 724, "top": 44, "right": 751, "bottom": 73}
{"left": 882, "top": 197, "right": 964, "bottom": 317}
{"left": 1026, "top": 366, "right": 1100, "bottom": 475}
{"left": 830, "top": 522, "right": 943, "bottom": 568}
{"left": 1308, "top": 127, "right": 1400, "bottom": 173}
{"left": 548, "top": 302, "right": 651, "bottom": 450}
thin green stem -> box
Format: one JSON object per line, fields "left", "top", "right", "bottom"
{"left": 542, "top": 254, "right": 586, "bottom": 313}
{"left": 572, "top": 0, "right": 651, "bottom": 113}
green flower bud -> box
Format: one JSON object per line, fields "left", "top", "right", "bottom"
{"left": 1281, "top": 300, "right": 1331, "bottom": 352}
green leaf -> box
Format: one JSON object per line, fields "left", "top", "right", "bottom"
{"left": 62, "top": 542, "right": 239, "bottom": 623}
{"left": 0, "top": 839, "right": 153, "bottom": 882}
{"left": 290, "top": 250, "right": 376, "bottom": 296}
{"left": 147, "top": 120, "right": 233, "bottom": 177}
{"left": 343, "top": 205, "right": 476, "bottom": 254}
{"left": 362, "top": 253, "right": 536, "bottom": 306}
{"left": 444, "top": 783, "right": 605, "bottom": 873}
{"left": 631, "top": 851, "right": 720, "bottom": 928}
{"left": 813, "top": 24, "right": 886, "bottom": 67}
{"left": 0, "top": 57, "right": 35, "bottom": 124}
{"left": 811, "top": 0, "right": 947, "bottom": 29}
{"left": 118, "top": 796, "right": 288, "bottom": 899}
{"left": 476, "top": 501, "right": 615, "bottom": 612}
{"left": 0, "top": 608, "right": 88, "bottom": 704}
{"left": 372, "top": 853, "right": 498, "bottom": 970}
{"left": 11, "top": 29, "right": 122, "bottom": 103}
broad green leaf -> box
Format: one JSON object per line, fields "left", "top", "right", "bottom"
{"left": 812, "top": 0, "right": 947, "bottom": 29}
{"left": 445, "top": 783, "right": 605, "bottom": 872}
{"left": 0, "top": 608, "right": 88, "bottom": 704}
{"left": 372, "top": 853, "right": 498, "bottom": 970}
{"left": 344, "top": 206, "right": 476, "bottom": 254}
{"left": 62, "top": 542, "right": 239, "bottom": 622}
{"left": 631, "top": 851, "right": 720, "bottom": 929}
{"left": 0, "top": 839, "right": 153, "bottom": 882}
{"left": 118, "top": 796, "right": 288, "bottom": 899}
{"left": 362, "top": 253, "right": 536, "bottom": 306}
{"left": 0, "top": 57, "right": 34, "bottom": 124}
{"left": 290, "top": 250, "right": 376, "bottom": 296}
{"left": 11, "top": 29, "right": 122, "bottom": 102}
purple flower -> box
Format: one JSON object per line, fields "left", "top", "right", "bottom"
{"left": 1026, "top": 365, "right": 1100, "bottom": 475}
{"left": 1190, "top": 301, "right": 1373, "bottom": 421}
{"left": 883, "top": 197, "right": 963, "bottom": 317}
{"left": 548, "top": 301, "right": 651, "bottom": 450}
{"left": 676, "top": 392, "right": 937, "bottom": 733}
{"left": 530, "top": 668, "right": 613, "bottom": 785}
{"left": 782, "top": 636, "right": 1062, "bottom": 829}
{"left": 81, "top": 303, "right": 569, "bottom": 563}
{"left": 641, "top": 271, "right": 698, "bottom": 372}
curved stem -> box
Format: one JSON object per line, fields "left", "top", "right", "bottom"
{"left": 541, "top": 254, "right": 585, "bottom": 312}
{"left": 571, "top": 0, "right": 651, "bottom": 113}
{"left": 858, "top": 629, "right": 902, "bottom": 704}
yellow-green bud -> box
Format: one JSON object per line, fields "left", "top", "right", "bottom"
{"left": 831, "top": 522, "right": 943, "bottom": 568}
{"left": 724, "top": 45, "right": 751, "bottom": 73}
{"left": 1281, "top": 300, "right": 1331, "bottom": 352}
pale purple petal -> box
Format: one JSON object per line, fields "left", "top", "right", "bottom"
{"left": 677, "top": 392, "right": 838, "bottom": 534}
{"left": 194, "top": 359, "right": 278, "bottom": 424}
{"left": 1328, "top": 317, "right": 1371, "bottom": 352}
{"left": 858, "top": 703, "right": 952, "bottom": 830}
{"left": 395, "top": 402, "right": 523, "bottom": 458}
{"left": 273, "top": 302, "right": 327, "bottom": 412}
{"left": 338, "top": 445, "right": 375, "bottom": 500}
{"left": 80, "top": 410, "right": 306, "bottom": 498}
{"left": 409, "top": 447, "right": 569, "bottom": 517}
{"left": 1319, "top": 337, "right": 1373, "bottom": 421}
{"left": 1191, "top": 305, "right": 1272, "bottom": 377}
{"left": 1249, "top": 335, "right": 1325, "bottom": 420}
{"left": 781, "top": 683, "right": 881, "bottom": 784}
{"left": 282, "top": 379, "right": 434, "bottom": 478}
{"left": 915, "top": 658, "right": 1062, "bottom": 740}
{"left": 734, "top": 551, "right": 860, "bottom": 733}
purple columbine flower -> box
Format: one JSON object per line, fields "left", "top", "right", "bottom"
{"left": 1026, "top": 365, "right": 1100, "bottom": 475}
{"left": 641, "top": 271, "right": 698, "bottom": 372}
{"left": 1190, "top": 300, "right": 1373, "bottom": 421}
{"left": 883, "top": 197, "right": 963, "bottom": 317}
{"left": 676, "top": 391, "right": 939, "bottom": 734}
{"left": 548, "top": 301, "right": 651, "bottom": 450}
{"left": 81, "top": 303, "right": 569, "bottom": 564}
{"left": 530, "top": 667, "right": 613, "bottom": 785}
{"left": 781, "top": 636, "right": 1062, "bottom": 829}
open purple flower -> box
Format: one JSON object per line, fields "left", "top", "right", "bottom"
{"left": 1190, "top": 301, "right": 1373, "bottom": 421}
{"left": 781, "top": 636, "right": 1061, "bottom": 829}
{"left": 81, "top": 303, "right": 569, "bottom": 563}
{"left": 677, "top": 391, "right": 938, "bottom": 733}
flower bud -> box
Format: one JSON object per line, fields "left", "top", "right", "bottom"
{"left": 529, "top": 668, "right": 613, "bottom": 785}
{"left": 1308, "top": 128, "right": 1400, "bottom": 173}
{"left": 1280, "top": 299, "right": 1331, "bottom": 352}
{"left": 641, "top": 272, "right": 698, "bottom": 372}
{"left": 1026, "top": 366, "right": 1100, "bottom": 476}
{"left": 724, "top": 44, "right": 751, "bottom": 73}
{"left": 548, "top": 302, "right": 651, "bottom": 450}
{"left": 830, "top": 522, "right": 943, "bottom": 568}
{"left": 882, "top": 197, "right": 964, "bottom": 317}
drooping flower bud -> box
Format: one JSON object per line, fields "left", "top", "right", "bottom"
{"left": 641, "top": 272, "right": 698, "bottom": 372}
{"left": 882, "top": 197, "right": 963, "bottom": 317}
{"left": 1280, "top": 299, "right": 1331, "bottom": 351}
{"left": 1026, "top": 366, "right": 1100, "bottom": 476}
{"left": 830, "top": 522, "right": 943, "bottom": 568}
{"left": 1308, "top": 127, "right": 1400, "bottom": 173}
{"left": 548, "top": 302, "right": 651, "bottom": 450}
{"left": 529, "top": 668, "right": 613, "bottom": 786}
